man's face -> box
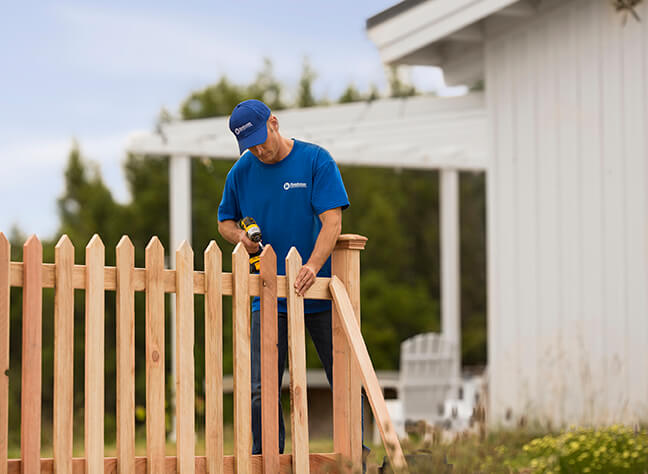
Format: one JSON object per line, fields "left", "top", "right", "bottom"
{"left": 248, "top": 117, "right": 281, "bottom": 164}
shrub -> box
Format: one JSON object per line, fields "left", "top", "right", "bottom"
{"left": 521, "top": 425, "right": 648, "bottom": 473}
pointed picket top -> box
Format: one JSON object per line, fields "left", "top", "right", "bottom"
{"left": 205, "top": 240, "right": 222, "bottom": 259}
{"left": 24, "top": 234, "right": 42, "bottom": 252}
{"left": 286, "top": 246, "right": 302, "bottom": 266}
{"left": 116, "top": 235, "right": 134, "bottom": 253}
{"left": 55, "top": 234, "right": 74, "bottom": 252}
{"left": 260, "top": 243, "right": 276, "bottom": 261}
{"left": 232, "top": 242, "right": 248, "bottom": 260}
{"left": 86, "top": 233, "right": 104, "bottom": 251}
{"left": 145, "top": 236, "right": 164, "bottom": 253}
{"left": 176, "top": 240, "right": 193, "bottom": 259}
{"left": 0, "top": 231, "right": 8, "bottom": 249}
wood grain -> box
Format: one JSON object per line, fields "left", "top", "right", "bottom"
{"left": 176, "top": 241, "right": 196, "bottom": 474}
{"left": 259, "top": 245, "right": 279, "bottom": 474}
{"left": 22, "top": 235, "right": 42, "bottom": 474}
{"left": 116, "top": 236, "right": 136, "bottom": 474}
{"left": 285, "top": 248, "right": 310, "bottom": 474}
{"left": 232, "top": 243, "right": 251, "bottom": 474}
{"left": 329, "top": 276, "right": 407, "bottom": 471}
{"left": 8, "top": 263, "right": 333, "bottom": 299}
{"left": 54, "top": 235, "right": 75, "bottom": 474}
{"left": 204, "top": 241, "right": 224, "bottom": 474}
{"left": 0, "top": 233, "right": 9, "bottom": 474}
{"left": 6, "top": 453, "right": 340, "bottom": 474}
{"left": 145, "top": 237, "right": 165, "bottom": 474}
{"left": 85, "top": 235, "right": 105, "bottom": 474}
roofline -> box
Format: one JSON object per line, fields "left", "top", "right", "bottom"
{"left": 365, "top": 0, "right": 428, "bottom": 30}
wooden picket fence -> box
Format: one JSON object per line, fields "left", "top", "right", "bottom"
{"left": 0, "top": 232, "right": 406, "bottom": 474}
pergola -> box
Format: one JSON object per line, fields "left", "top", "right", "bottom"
{"left": 126, "top": 91, "right": 489, "bottom": 423}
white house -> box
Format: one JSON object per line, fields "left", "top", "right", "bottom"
{"left": 367, "top": 0, "right": 648, "bottom": 426}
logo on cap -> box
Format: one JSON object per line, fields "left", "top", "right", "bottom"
{"left": 234, "top": 122, "right": 253, "bottom": 135}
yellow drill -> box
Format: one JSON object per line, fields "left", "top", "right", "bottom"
{"left": 238, "top": 216, "right": 264, "bottom": 273}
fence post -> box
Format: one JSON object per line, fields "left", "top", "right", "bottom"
{"left": 332, "top": 234, "right": 367, "bottom": 469}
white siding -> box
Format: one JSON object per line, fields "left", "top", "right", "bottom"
{"left": 486, "top": 0, "right": 648, "bottom": 426}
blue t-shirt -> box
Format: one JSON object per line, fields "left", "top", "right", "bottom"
{"left": 218, "top": 139, "right": 350, "bottom": 314}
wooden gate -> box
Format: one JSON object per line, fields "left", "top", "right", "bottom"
{"left": 0, "top": 232, "right": 405, "bottom": 473}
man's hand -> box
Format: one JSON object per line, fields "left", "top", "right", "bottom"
{"left": 239, "top": 230, "right": 260, "bottom": 255}
{"left": 294, "top": 263, "right": 317, "bottom": 297}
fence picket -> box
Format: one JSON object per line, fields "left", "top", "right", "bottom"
{"left": 116, "top": 236, "right": 136, "bottom": 474}
{"left": 204, "top": 241, "right": 224, "bottom": 474}
{"left": 0, "top": 233, "right": 9, "bottom": 474}
{"left": 232, "top": 243, "right": 251, "bottom": 474}
{"left": 176, "top": 241, "right": 195, "bottom": 474}
{"left": 285, "top": 248, "right": 310, "bottom": 474}
{"left": 259, "top": 245, "right": 279, "bottom": 474}
{"left": 21, "top": 236, "right": 42, "bottom": 474}
{"left": 54, "top": 235, "right": 75, "bottom": 474}
{"left": 145, "top": 237, "right": 166, "bottom": 474}
{"left": 85, "top": 234, "right": 105, "bottom": 474}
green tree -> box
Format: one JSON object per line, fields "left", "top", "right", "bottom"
{"left": 338, "top": 83, "right": 363, "bottom": 103}
{"left": 296, "top": 57, "right": 317, "bottom": 108}
{"left": 388, "top": 65, "right": 417, "bottom": 98}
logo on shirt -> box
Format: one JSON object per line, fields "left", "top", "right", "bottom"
{"left": 234, "top": 122, "right": 253, "bottom": 135}
{"left": 283, "top": 182, "right": 307, "bottom": 191}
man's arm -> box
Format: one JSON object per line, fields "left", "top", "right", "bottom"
{"left": 218, "top": 219, "right": 260, "bottom": 254}
{"left": 293, "top": 207, "right": 342, "bottom": 296}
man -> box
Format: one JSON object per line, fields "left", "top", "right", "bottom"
{"left": 217, "top": 99, "right": 349, "bottom": 455}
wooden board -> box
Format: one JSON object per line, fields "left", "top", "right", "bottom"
{"left": 259, "top": 246, "right": 279, "bottom": 474}
{"left": 85, "top": 235, "right": 105, "bottom": 474}
{"left": 285, "top": 248, "right": 310, "bottom": 474}
{"left": 145, "top": 237, "right": 165, "bottom": 474}
{"left": 8, "top": 264, "right": 333, "bottom": 300}
{"left": 176, "top": 241, "right": 196, "bottom": 474}
{"left": 116, "top": 236, "right": 135, "bottom": 474}
{"left": 6, "top": 453, "right": 340, "bottom": 474}
{"left": 232, "top": 244, "right": 251, "bottom": 474}
{"left": 204, "top": 241, "right": 224, "bottom": 474}
{"left": 0, "top": 233, "right": 9, "bottom": 474}
{"left": 329, "top": 276, "right": 407, "bottom": 471}
{"left": 22, "top": 235, "right": 42, "bottom": 473}
{"left": 54, "top": 235, "right": 75, "bottom": 474}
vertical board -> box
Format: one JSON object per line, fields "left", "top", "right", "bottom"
{"left": 578, "top": 0, "right": 605, "bottom": 422}
{"left": 85, "top": 235, "right": 105, "bottom": 474}
{"left": 621, "top": 0, "right": 648, "bottom": 420}
{"left": 54, "top": 235, "right": 75, "bottom": 473}
{"left": 259, "top": 246, "right": 279, "bottom": 474}
{"left": 145, "top": 237, "right": 165, "bottom": 474}
{"left": 601, "top": 2, "right": 627, "bottom": 423}
{"left": 0, "top": 233, "right": 9, "bottom": 474}
{"left": 21, "top": 235, "right": 42, "bottom": 473}
{"left": 331, "top": 246, "right": 351, "bottom": 460}
{"left": 204, "top": 241, "right": 224, "bottom": 474}
{"left": 512, "top": 28, "right": 539, "bottom": 417}
{"left": 232, "top": 244, "right": 251, "bottom": 474}
{"left": 285, "top": 248, "right": 310, "bottom": 474}
{"left": 176, "top": 241, "right": 195, "bottom": 474}
{"left": 484, "top": 38, "right": 501, "bottom": 426}
{"left": 329, "top": 277, "right": 407, "bottom": 471}
{"left": 116, "top": 236, "right": 136, "bottom": 474}
{"left": 556, "top": 5, "right": 583, "bottom": 423}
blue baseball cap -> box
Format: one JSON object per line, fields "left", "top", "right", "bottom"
{"left": 229, "top": 99, "right": 271, "bottom": 154}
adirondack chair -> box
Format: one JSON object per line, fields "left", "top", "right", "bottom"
{"left": 375, "top": 332, "right": 458, "bottom": 442}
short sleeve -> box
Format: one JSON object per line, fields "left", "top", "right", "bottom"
{"left": 311, "top": 148, "right": 350, "bottom": 215}
{"left": 218, "top": 169, "right": 242, "bottom": 222}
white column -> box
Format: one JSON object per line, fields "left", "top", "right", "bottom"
{"left": 440, "top": 169, "right": 461, "bottom": 389}
{"left": 169, "top": 154, "right": 192, "bottom": 441}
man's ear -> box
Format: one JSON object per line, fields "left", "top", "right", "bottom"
{"left": 269, "top": 115, "right": 279, "bottom": 132}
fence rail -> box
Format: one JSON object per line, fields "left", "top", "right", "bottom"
{"left": 0, "top": 232, "right": 405, "bottom": 474}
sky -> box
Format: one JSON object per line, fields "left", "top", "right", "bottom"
{"left": 0, "top": 1, "right": 457, "bottom": 239}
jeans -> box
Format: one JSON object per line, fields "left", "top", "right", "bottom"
{"left": 251, "top": 309, "right": 334, "bottom": 454}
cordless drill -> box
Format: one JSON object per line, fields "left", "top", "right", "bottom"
{"left": 238, "top": 216, "right": 264, "bottom": 273}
